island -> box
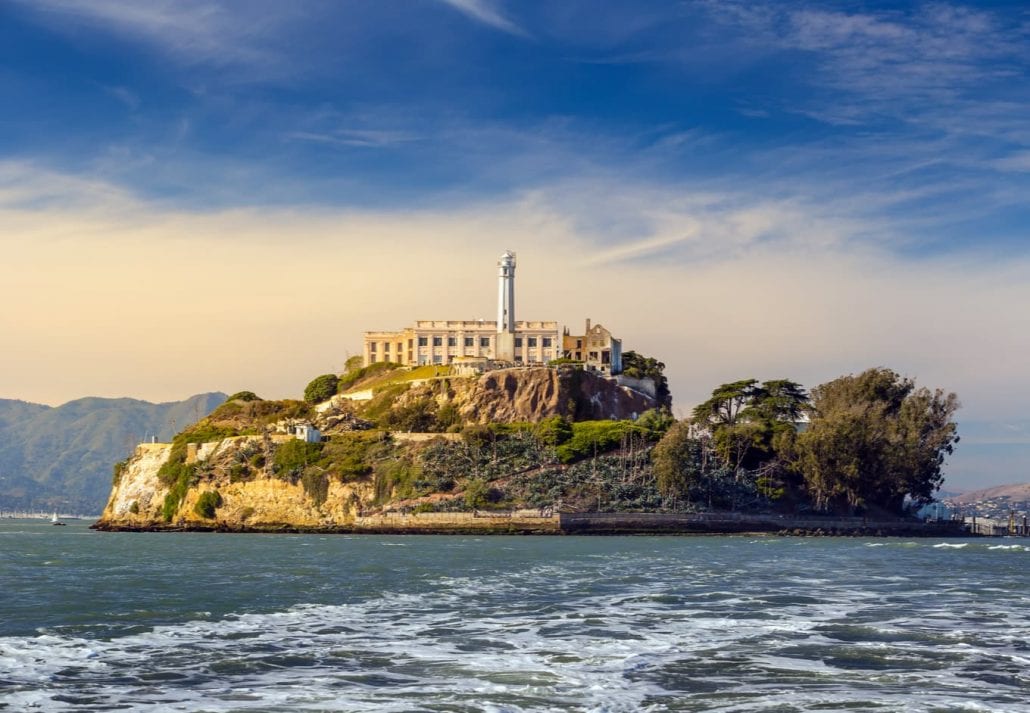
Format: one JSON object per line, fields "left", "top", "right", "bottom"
{"left": 94, "top": 252, "right": 964, "bottom": 536}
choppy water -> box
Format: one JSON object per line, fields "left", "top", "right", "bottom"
{"left": 1, "top": 520, "right": 1028, "bottom": 712}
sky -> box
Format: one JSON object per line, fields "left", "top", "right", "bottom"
{"left": 1, "top": 0, "right": 1028, "bottom": 489}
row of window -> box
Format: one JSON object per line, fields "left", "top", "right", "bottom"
{"left": 419, "top": 354, "right": 549, "bottom": 365}
{"left": 370, "top": 336, "right": 554, "bottom": 351}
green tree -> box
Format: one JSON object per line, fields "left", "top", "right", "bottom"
{"left": 620, "top": 351, "right": 672, "bottom": 407}
{"left": 651, "top": 421, "right": 701, "bottom": 500}
{"left": 344, "top": 355, "right": 364, "bottom": 373}
{"left": 794, "top": 368, "right": 959, "bottom": 514}
{"left": 225, "top": 391, "right": 261, "bottom": 402}
{"left": 636, "top": 407, "right": 675, "bottom": 439}
{"left": 691, "top": 379, "right": 763, "bottom": 427}
{"left": 534, "top": 415, "right": 573, "bottom": 446}
{"left": 304, "top": 374, "right": 340, "bottom": 404}
{"left": 691, "top": 379, "right": 809, "bottom": 473}
{"left": 465, "top": 478, "right": 489, "bottom": 510}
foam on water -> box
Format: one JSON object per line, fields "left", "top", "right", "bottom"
{"left": 2, "top": 530, "right": 1029, "bottom": 712}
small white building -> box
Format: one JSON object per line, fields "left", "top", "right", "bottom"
{"left": 290, "top": 423, "right": 322, "bottom": 443}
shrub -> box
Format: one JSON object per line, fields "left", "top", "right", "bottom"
{"left": 112, "top": 458, "right": 129, "bottom": 485}
{"left": 128, "top": 501, "right": 139, "bottom": 514}
{"left": 301, "top": 470, "right": 330, "bottom": 507}
{"left": 555, "top": 420, "right": 647, "bottom": 464}
{"left": 161, "top": 471, "right": 192, "bottom": 522}
{"left": 226, "top": 391, "right": 261, "bottom": 402}
{"left": 636, "top": 408, "right": 676, "bottom": 439}
{"left": 229, "top": 463, "right": 250, "bottom": 482}
{"left": 304, "top": 374, "right": 340, "bottom": 404}
{"left": 194, "top": 490, "right": 223, "bottom": 519}
{"left": 382, "top": 397, "right": 440, "bottom": 432}
{"left": 373, "top": 458, "right": 421, "bottom": 503}
{"left": 464, "top": 478, "right": 489, "bottom": 509}
{"left": 461, "top": 423, "right": 495, "bottom": 446}
{"left": 318, "top": 433, "right": 383, "bottom": 481}
{"left": 534, "top": 416, "right": 573, "bottom": 446}
{"left": 273, "top": 439, "right": 325, "bottom": 481}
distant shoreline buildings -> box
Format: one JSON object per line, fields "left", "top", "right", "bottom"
{"left": 363, "top": 251, "right": 623, "bottom": 375}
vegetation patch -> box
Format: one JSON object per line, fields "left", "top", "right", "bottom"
{"left": 112, "top": 458, "right": 129, "bottom": 485}
{"left": 304, "top": 374, "right": 340, "bottom": 404}
{"left": 301, "top": 470, "right": 330, "bottom": 507}
{"left": 225, "top": 391, "right": 261, "bottom": 403}
{"left": 337, "top": 361, "right": 404, "bottom": 393}
{"left": 194, "top": 490, "right": 223, "bottom": 519}
{"left": 318, "top": 432, "right": 389, "bottom": 481}
{"left": 273, "top": 440, "right": 325, "bottom": 481}
{"left": 556, "top": 420, "right": 649, "bottom": 464}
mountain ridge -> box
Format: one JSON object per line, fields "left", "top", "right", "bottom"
{"left": 0, "top": 392, "right": 227, "bottom": 513}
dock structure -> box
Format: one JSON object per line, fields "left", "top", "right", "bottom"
{"left": 964, "top": 514, "right": 1029, "bottom": 537}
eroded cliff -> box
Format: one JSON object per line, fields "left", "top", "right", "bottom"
{"left": 95, "top": 365, "right": 666, "bottom": 533}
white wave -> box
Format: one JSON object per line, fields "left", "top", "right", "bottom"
{"left": 933, "top": 542, "right": 969, "bottom": 549}
{"left": 3, "top": 539, "right": 1029, "bottom": 712}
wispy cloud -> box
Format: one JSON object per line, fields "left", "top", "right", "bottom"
{"left": 9, "top": 0, "right": 296, "bottom": 70}
{"left": 435, "top": 0, "right": 528, "bottom": 37}
{"left": 715, "top": 3, "right": 1028, "bottom": 125}
{"left": 3, "top": 160, "right": 1030, "bottom": 441}
{"left": 287, "top": 129, "right": 419, "bottom": 149}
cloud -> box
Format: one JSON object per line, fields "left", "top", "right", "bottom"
{"left": 993, "top": 150, "right": 1030, "bottom": 173}
{"left": 3, "top": 159, "right": 1030, "bottom": 441}
{"left": 287, "top": 129, "right": 419, "bottom": 149}
{"left": 9, "top": 0, "right": 296, "bottom": 70}
{"left": 435, "top": 0, "right": 527, "bottom": 37}
{"left": 696, "top": 1, "right": 1030, "bottom": 137}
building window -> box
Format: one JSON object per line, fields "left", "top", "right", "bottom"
{"left": 515, "top": 337, "right": 523, "bottom": 347}
{"left": 542, "top": 337, "right": 552, "bottom": 347}
{"left": 384, "top": 342, "right": 390, "bottom": 352}
{"left": 370, "top": 342, "right": 377, "bottom": 352}
{"left": 397, "top": 343, "right": 402, "bottom": 354}
{"left": 515, "top": 356, "right": 523, "bottom": 363}
{"left": 433, "top": 336, "right": 443, "bottom": 347}
{"left": 464, "top": 337, "right": 474, "bottom": 347}
{"left": 408, "top": 339, "right": 413, "bottom": 349}
{"left": 576, "top": 339, "right": 582, "bottom": 348}
{"left": 448, "top": 337, "right": 457, "bottom": 347}
{"left": 528, "top": 337, "right": 537, "bottom": 347}
{"left": 480, "top": 337, "right": 490, "bottom": 347}
{"left": 418, "top": 337, "right": 428, "bottom": 347}
{"left": 370, "top": 355, "right": 377, "bottom": 363}
{"left": 433, "top": 354, "right": 442, "bottom": 364}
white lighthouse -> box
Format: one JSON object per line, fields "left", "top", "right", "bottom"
{"left": 495, "top": 250, "right": 516, "bottom": 360}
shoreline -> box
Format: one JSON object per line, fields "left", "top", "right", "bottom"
{"left": 91, "top": 512, "right": 971, "bottom": 537}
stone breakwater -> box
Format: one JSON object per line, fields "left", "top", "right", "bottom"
{"left": 93, "top": 510, "right": 966, "bottom": 536}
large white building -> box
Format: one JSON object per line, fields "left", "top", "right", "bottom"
{"left": 363, "top": 251, "right": 560, "bottom": 367}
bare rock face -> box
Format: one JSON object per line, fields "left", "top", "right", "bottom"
{"left": 457, "top": 367, "right": 655, "bottom": 423}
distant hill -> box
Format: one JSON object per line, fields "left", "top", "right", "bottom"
{"left": 0, "top": 393, "right": 226, "bottom": 514}
{"left": 945, "top": 482, "right": 1030, "bottom": 505}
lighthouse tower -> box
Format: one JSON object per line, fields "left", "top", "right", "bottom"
{"left": 495, "top": 250, "right": 516, "bottom": 361}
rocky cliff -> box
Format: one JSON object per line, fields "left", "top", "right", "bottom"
{"left": 455, "top": 367, "right": 654, "bottom": 423}
{"left": 94, "top": 366, "right": 665, "bottom": 533}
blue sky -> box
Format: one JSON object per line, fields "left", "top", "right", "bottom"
{"left": 1, "top": 1, "right": 1029, "bottom": 488}
{"left": 3, "top": 0, "right": 1028, "bottom": 235}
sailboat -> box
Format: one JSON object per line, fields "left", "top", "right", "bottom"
{"left": 51, "top": 511, "right": 66, "bottom": 526}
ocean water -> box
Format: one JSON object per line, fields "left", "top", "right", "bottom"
{"left": 1, "top": 520, "right": 1028, "bottom": 712}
